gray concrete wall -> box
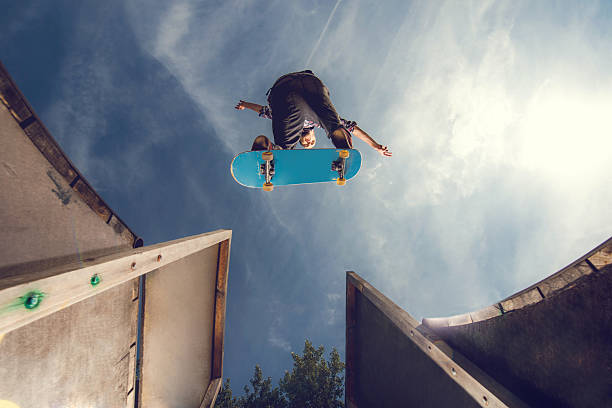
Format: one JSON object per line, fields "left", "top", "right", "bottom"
{"left": 424, "top": 238, "right": 612, "bottom": 408}
{"left": 352, "top": 292, "right": 481, "bottom": 407}
{"left": 346, "top": 272, "right": 521, "bottom": 408}
{"left": 0, "top": 280, "right": 138, "bottom": 407}
{"left": 0, "top": 61, "right": 139, "bottom": 278}
{"left": 0, "top": 62, "right": 230, "bottom": 408}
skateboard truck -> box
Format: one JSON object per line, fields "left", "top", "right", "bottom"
{"left": 332, "top": 150, "right": 350, "bottom": 186}
{"left": 260, "top": 151, "right": 275, "bottom": 191}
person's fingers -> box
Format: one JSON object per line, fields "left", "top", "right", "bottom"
{"left": 378, "top": 147, "right": 392, "bottom": 157}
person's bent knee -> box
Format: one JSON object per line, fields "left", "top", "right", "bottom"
{"left": 251, "top": 135, "right": 271, "bottom": 151}
{"left": 330, "top": 127, "right": 353, "bottom": 149}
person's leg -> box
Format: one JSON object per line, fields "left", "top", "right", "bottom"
{"left": 269, "top": 85, "right": 308, "bottom": 149}
{"left": 251, "top": 135, "right": 271, "bottom": 151}
{"left": 300, "top": 75, "right": 352, "bottom": 148}
{"left": 329, "top": 127, "right": 353, "bottom": 149}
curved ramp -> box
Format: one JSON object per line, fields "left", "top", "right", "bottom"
{"left": 423, "top": 237, "right": 612, "bottom": 407}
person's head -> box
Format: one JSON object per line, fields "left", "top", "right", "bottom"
{"left": 251, "top": 134, "right": 271, "bottom": 151}
{"left": 299, "top": 129, "right": 316, "bottom": 149}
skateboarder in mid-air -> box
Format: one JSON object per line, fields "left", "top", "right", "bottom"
{"left": 235, "top": 70, "right": 392, "bottom": 157}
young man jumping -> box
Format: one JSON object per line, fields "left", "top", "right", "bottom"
{"left": 235, "top": 70, "right": 392, "bottom": 157}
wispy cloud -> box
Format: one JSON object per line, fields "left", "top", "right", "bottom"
{"left": 324, "top": 293, "right": 343, "bottom": 326}
{"left": 305, "top": 0, "right": 343, "bottom": 67}
{"left": 125, "top": 0, "right": 319, "bottom": 153}
{"left": 154, "top": 3, "right": 192, "bottom": 61}
{"left": 268, "top": 303, "right": 291, "bottom": 351}
{"left": 268, "top": 327, "right": 291, "bottom": 352}
{"left": 299, "top": 0, "right": 612, "bottom": 317}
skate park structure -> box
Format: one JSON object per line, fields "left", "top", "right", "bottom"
{"left": 4, "top": 57, "right": 611, "bottom": 408}
{"left": 0, "top": 62, "right": 230, "bottom": 407}
{"left": 346, "top": 236, "right": 612, "bottom": 407}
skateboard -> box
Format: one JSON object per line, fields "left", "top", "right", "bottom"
{"left": 231, "top": 148, "right": 362, "bottom": 191}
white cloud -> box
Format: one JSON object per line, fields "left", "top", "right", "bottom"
{"left": 305, "top": 0, "right": 343, "bottom": 67}
{"left": 516, "top": 79, "right": 612, "bottom": 182}
{"left": 268, "top": 306, "right": 291, "bottom": 352}
{"left": 125, "top": 0, "right": 319, "bottom": 154}
{"left": 154, "top": 3, "right": 192, "bottom": 62}
{"left": 308, "top": 0, "right": 612, "bottom": 318}
{"left": 324, "top": 293, "right": 343, "bottom": 326}
{"left": 268, "top": 327, "right": 291, "bottom": 352}
{"left": 123, "top": 0, "right": 612, "bottom": 322}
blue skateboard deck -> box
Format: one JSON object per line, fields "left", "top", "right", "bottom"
{"left": 231, "top": 149, "right": 361, "bottom": 189}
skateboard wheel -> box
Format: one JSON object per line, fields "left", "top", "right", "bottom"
{"left": 262, "top": 151, "right": 273, "bottom": 161}
{"left": 339, "top": 150, "right": 350, "bottom": 159}
{"left": 263, "top": 182, "right": 274, "bottom": 191}
{"left": 337, "top": 178, "right": 346, "bottom": 186}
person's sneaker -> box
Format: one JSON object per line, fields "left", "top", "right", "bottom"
{"left": 330, "top": 127, "right": 353, "bottom": 149}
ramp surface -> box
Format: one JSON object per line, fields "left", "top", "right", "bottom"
{"left": 423, "top": 237, "right": 612, "bottom": 407}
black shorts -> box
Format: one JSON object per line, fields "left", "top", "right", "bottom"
{"left": 267, "top": 71, "right": 342, "bottom": 149}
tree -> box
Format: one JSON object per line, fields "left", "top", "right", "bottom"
{"left": 215, "top": 340, "right": 344, "bottom": 408}
{"left": 239, "top": 365, "right": 286, "bottom": 408}
{"left": 279, "top": 340, "right": 344, "bottom": 408}
{"left": 215, "top": 378, "right": 239, "bottom": 408}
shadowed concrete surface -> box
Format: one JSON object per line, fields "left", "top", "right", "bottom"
{"left": 0, "top": 60, "right": 140, "bottom": 407}
{"left": 346, "top": 272, "right": 525, "bottom": 408}
{"left": 0, "top": 62, "right": 230, "bottom": 408}
{"left": 353, "top": 291, "right": 481, "bottom": 407}
{"left": 424, "top": 237, "right": 612, "bottom": 407}
{"left": 347, "top": 237, "right": 611, "bottom": 407}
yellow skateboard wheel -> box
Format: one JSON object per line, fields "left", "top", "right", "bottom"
{"left": 339, "top": 150, "right": 350, "bottom": 159}
{"left": 263, "top": 182, "right": 274, "bottom": 191}
{"left": 262, "top": 151, "right": 273, "bottom": 161}
{"left": 337, "top": 178, "right": 346, "bottom": 186}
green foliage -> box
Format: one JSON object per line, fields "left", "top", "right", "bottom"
{"left": 240, "top": 365, "right": 287, "bottom": 408}
{"left": 280, "top": 340, "right": 344, "bottom": 408}
{"left": 215, "top": 378, "right": 239, "bottom": 408}
{"left": 214, "top": 340, "right": 344, "bottom": 408}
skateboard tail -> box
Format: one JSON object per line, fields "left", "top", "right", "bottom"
{"left": 230, "top": 153, "right": 260, "bottom": 188}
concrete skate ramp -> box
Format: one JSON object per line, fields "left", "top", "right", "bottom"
{"left": 0, "top": 61, "right": 230, "bottom": 408}
{"left": 346, "top": 272, "right": 528, "bottom": 408}
{"left": 423, "top": 237, "right": 612, "bottom": 407}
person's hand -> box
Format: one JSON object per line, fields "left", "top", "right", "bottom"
{"left": 375, "top": 144, "right": 392, "bottom": 157}
{"left": 235, "top": 100, "right": 247, "bottom": 110}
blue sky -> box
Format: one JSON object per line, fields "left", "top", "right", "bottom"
{"left": 2, "top": 0, "right": 611, "bottom": 392}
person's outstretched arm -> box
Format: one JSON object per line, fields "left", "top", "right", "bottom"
{"left": 235, "top": 100, "right": 264, "bottom": 114}
{"left": 353, "top": 126, "right": 392, "bottom": 157}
